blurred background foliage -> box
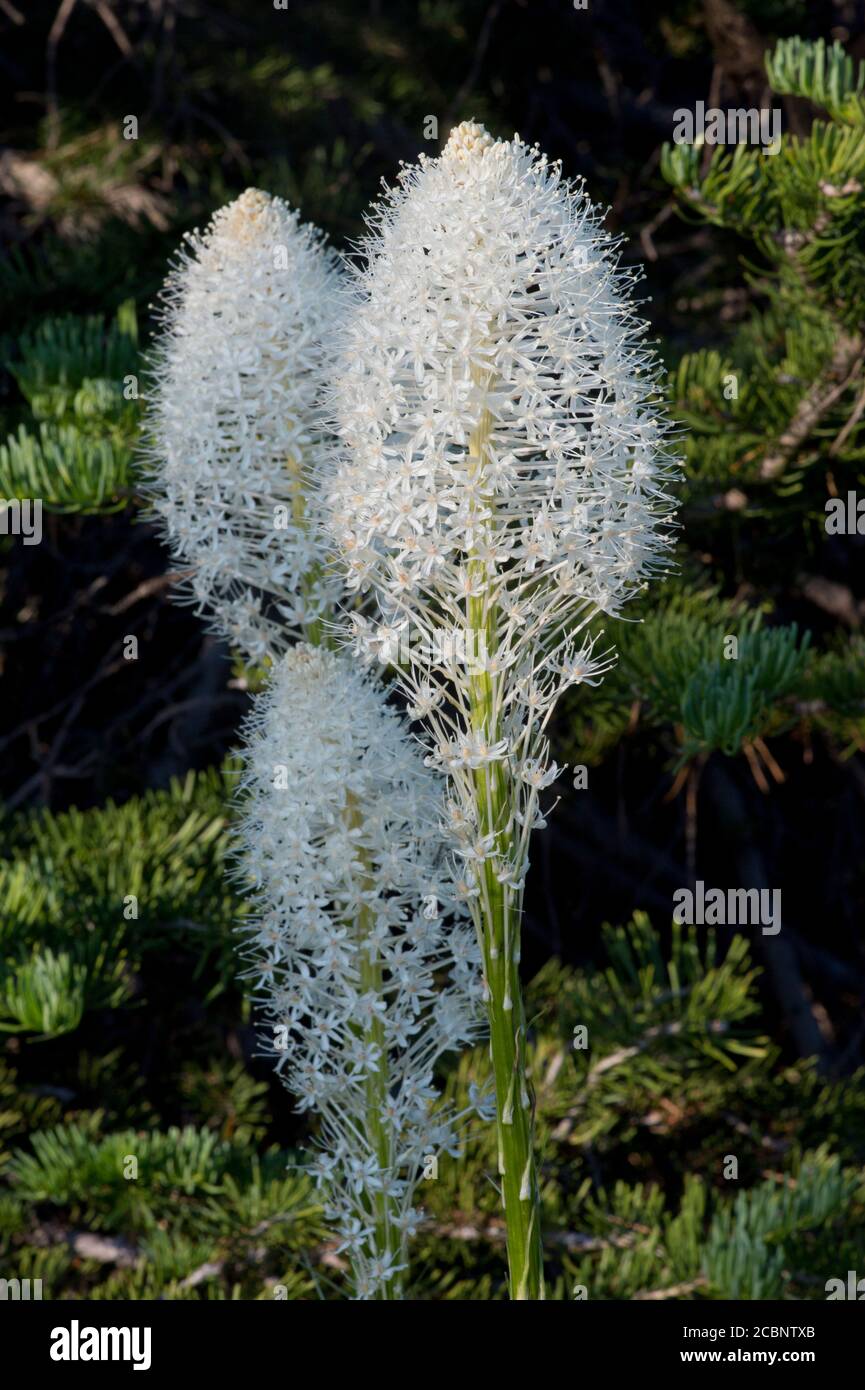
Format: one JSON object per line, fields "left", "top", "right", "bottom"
{"left": 1, "top": 0, "right": 865, "bottom": 1299}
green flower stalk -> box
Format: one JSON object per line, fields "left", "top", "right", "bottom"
{"left": 326, "top": 121, "right": 680, "bottom": 1298}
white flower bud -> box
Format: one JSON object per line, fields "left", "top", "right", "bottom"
{"left": 144, "top": 188, "right": 342, "bottom": 662}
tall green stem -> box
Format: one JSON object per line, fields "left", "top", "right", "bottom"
{"left": 466, "top": 382, "right": 546, "bottom": 1300}
{"left": 293, "top": 442, "right": 399, "bottom": 1294}
{"left": 344, "top": 791, "right": 403, "bottom": 1298}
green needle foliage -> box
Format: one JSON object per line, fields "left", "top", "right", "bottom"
{"left": 662, "top": 37, "right": 865, "bottom": 518}
{"left": 1, "top": 11, "right": 864, "bottom": 1301}
{"left": 766, "top": 37, "right": 865, "bottom": 126}
{"left": 3, "top": 897, "right": 864, "bottom": 1299}
{"left": 0, "top": 767, "right": 244, "bottom": 1038}
{"left": 0, "top": 301, "right": 140, "bottom": 512}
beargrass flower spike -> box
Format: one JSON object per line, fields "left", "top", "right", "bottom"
{"left": 143, "top": 188, "right": 343, "bottom": 664}
{"left": 235, "top": 642, "right": 483, "bottom": 1300}
{"left": 326, "top": 120, "right": 680, "bottom": 1298}
{"left": 145, "top": 189, "right": 484, "bottom": 1299}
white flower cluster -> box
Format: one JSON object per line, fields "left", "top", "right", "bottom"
{"left": 145, "top": 125, "right": 680, "bottom": 1298}
{"left": 327, "top": 121, "right": 680, "bottom": 883}
{"left": 235, "top": 642, "right": 483, "bottom": 1298}
{"left": 144, "top": 188, "right": 342, "bottom": 663}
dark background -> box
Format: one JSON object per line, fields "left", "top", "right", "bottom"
{"left": 1, "top": 0, "right": 864, "bottom": 1092}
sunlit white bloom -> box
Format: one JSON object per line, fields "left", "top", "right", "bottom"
{"left": 144, "top": 188, "right": 342, "bottom": 662}
{"left": 235, "top": 643, "right": 484, "bottom": 1298}
{"left": 325, "top": 121, "right": 679, "bottom": 1296}
{"left": 326, "top": 118, "right": 680, "bottom": 889}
